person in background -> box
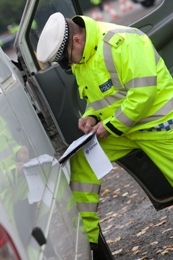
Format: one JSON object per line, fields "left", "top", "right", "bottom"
{"left": 89, "top": 0, "right": 104, "bottom": 20}
{"left": 36, "top": 12, "right": 173, "bottom": 250}
{"left": 7, "top": 23, "right": 19, "bottom": 35}
{"left": 90, "top": 0, "right": 104, "bottom": 11}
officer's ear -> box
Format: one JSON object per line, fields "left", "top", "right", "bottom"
{"left": 73, "top": 34, "right": 85, "bottom": 48}
{"left": 73, "top": 35, "right": 81, "bottom": 44}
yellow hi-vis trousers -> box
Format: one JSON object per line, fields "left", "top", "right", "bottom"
{"left": 70, "top": 130, "right": 173, "bottom": 243}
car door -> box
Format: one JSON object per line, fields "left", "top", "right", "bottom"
{"left": 14, "top": 0, "right": 85, "bottom": 147}
{"left": 15, "top": 0, "right": 173, "bottom": 210}
{"left": 131, "top": 0, "right": 173, "bottom": 76}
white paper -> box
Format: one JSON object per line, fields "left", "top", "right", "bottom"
{"left": 59, "top": 132, "right": 94, "bottom": 164}
{"left": 23, "top": 166, "right": 45, "bottom": 204}
{"left": 83, "top": 134, "right": 113, "bottom": 180}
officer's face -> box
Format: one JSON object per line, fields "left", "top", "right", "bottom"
{"left": 67, "top": 34, "right": 85, "bottom": 66}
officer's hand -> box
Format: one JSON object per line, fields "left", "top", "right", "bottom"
{"left": 92, "top": 122, "right": 109, "bottom": 138}
{"left": 78, "top": 116, "right": 97, "bottom": 133}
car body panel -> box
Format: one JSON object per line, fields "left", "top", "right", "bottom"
{"left": 0, "top": 48, "right": 91, "bottom": 259}
{"left": 14, "top": 0, "right": 85, "bottom": 146}
{"left": 130, "top": 0, "right": 173, "bottom": 75}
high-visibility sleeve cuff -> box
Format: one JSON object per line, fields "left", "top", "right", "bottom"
{"left": 105, "top": 122, "right": 123, "bottom": 136}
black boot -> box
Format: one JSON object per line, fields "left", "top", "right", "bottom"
{"left": 91, "top": 227, "right": 114, "bottom": 260}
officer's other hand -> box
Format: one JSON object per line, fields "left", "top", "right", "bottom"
{"left": 78, "top": 116, "right": 97, "bottom": 133}
{"left": 92, "top": 122, "right": 109, "bottom": 138}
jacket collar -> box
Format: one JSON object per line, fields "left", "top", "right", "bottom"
{"left": 72, "top": 15, "right": 100, "bottom": 64}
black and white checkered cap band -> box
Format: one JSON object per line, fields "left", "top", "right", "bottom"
{"left": 54, "top": 21, "right": 69, "bottom": 62}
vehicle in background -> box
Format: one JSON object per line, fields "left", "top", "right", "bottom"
{"left": 131, "top": 0, "right": 156, "bottom": 7}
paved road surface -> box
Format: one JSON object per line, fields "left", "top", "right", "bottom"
{"left": 83, "top": 0, "right": 163, "bottom": 25}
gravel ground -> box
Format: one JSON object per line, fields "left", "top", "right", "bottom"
{"left": 98, "top": 163, "right": 173, "bottom": 259}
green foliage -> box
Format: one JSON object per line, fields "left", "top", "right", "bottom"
{"left": 0, "top": 0, "right": 26, "bottom": 33}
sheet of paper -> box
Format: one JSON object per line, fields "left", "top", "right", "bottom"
{"left": 59, "top": 132, "right": 94, "bottom": 164}
{"left": 83, "top": 134, "right": 113, "bottom": 179}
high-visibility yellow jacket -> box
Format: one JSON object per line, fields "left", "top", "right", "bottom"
{"left": 72, "top": 16, "right": 173, "bottom": 138}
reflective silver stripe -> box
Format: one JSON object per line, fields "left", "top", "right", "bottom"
{"left": 103, "top": 30, "right": 159, "bottom": 91}
{"left": 103, "top": 39, "right": 157, "bottom": 90}
{"left": 125, "top": 76, "right": 157, "bottom": 89}
{"left": 103, "top": 42, "right": 122, "bottom": 89}
{"left": 70, "top": 182, "right": 100, "bottom": 194}
{"left": 103, "top": 27, "right": 144, "bottom": 43}
{"left": 76, "top": 202, "right": 98, "bottom": 212}
{"left": 115, "top": 107, "right": 135, "bottom": 127}
{"left": 154, "top": 47, "right": 160, "bottom": 65}
{"left": 138, "top": 98, "right": 173, "bottom": 124}
{"left": 86, "top": 94, "right": 117, "bottom": 111}
{"left": 87, "top": 29, "right": 162, "bottom": 127}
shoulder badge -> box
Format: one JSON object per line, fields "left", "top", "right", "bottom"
{"left": 104, "top": 31, "right": 124, "bottom": 48}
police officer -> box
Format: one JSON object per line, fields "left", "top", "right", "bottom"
{"left": 36, "top": 12, "right": 173, "bottom": 246}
